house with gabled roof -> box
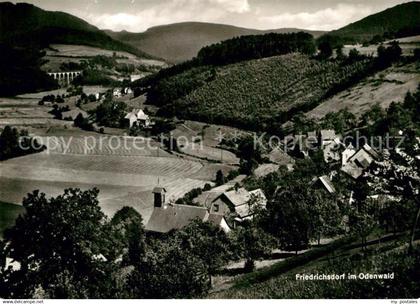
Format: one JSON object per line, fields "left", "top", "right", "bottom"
{"left": 341, "top": 144, "right": 380, "bottom": 179}
{"left": 209, "top": 188, "right": 267, "bottom": 223}
{"left": 124, "top": 108, "right": 151, "bottom": 128}
{"left": 145, "top": 186, "right": 230, "bottom": 234}
{"left": 342, "top": 143, "right": 357, "bottom": 166}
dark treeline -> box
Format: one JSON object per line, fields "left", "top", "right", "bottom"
{"left": 0, "top": 44, "right": 57, "bottom": 96}
{"left": 197, "top": 32, "right": 316, "bottom": 66}
{"left": 317, "top": 25, "right": 420, "bottom": 49}
{"left": 0, "top": 126, "right": 45, "bottom": 160}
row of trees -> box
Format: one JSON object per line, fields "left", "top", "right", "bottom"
{"left": 0, "top": 44, "right": 57, "bottom": 96}
{"left": 0, "top": 126, "right": 45, "bottom": 160}
{"left": 197, "top": 32, "right": 316, "bottom": 66}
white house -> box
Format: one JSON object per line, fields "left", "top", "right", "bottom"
{"left": 124, "top": 109, "right": 151, "bottom": 128}
{"left": 342, "top": 143, "right": 357, "bottom": 166}
{"left": 113, "top": 88, "right": 122, "bottom": 98}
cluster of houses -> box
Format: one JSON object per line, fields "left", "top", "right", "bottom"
{"left": 287, "top": 129, "right": 381, "bottom": 180}
{"left": 145, "top": 178, "right": 267, "bottom": 234}
{"left": 144, "top": 129, "right": 387, "bottom": 235}
{"left": 113, "top": 87, "right": 133, "bottom": 98}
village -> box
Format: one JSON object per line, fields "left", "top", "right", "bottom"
{"left": 2, "top": 76, "right": 419, "bottom": 239}
{"left": 1, "top": 1, "right": 420, "bottom": 299}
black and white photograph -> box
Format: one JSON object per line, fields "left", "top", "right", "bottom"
{"left": 0, "top": 0, "right": 419, "bottom": 301}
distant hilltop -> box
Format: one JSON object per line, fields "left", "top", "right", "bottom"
{"left": 106, "top": 22, "right": 326, "bottom": 63}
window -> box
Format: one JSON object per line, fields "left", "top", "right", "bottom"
{"left": 213, "top": 204, "right": 220, "bottom": 213}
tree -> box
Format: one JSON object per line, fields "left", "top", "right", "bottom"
{"left": 0, "top": 126, "right": 19, "bottom": 160}
{"left": 173, "top": 220, "right": 232, "bottom": 286}
{"left": 310, "top": 190, "right": 342, "bottom": 245}
{"left": 95, "top": 98, "right": 127, "bottom": 128}
{"left": 321, "top": 109, "right": 356, "bottom": 134}
{"left": 2, "top": 188, "right": 121, "bottom": 298}
{"left": 110, "top": 207, "right": 146, "bottom": 266}
{"left": 233, "top": 221, "right": 277, "bottom": 272}
{"left": 335, "top": 45, "right": 345, "bottom": 60}
{"left": 127, "top": 237, "right": 209, "bottom": 298}
{"left": 414, "top": 48, "right": 420, "bottom": 61}
{"left": 237, "top": 136, "right": 263, "bottom": 175}
{"left": 379, "top": 199, "right": 418, "bottom": 234}
{"left": 215, "top": 169, "right": 225, "bottom": 186}
{"left": 349, "top": 209, "right": 375, "bottom": 251}
{"left": 348, "top": 48, "right": 362, "bottom": 63}
{"left": 0, "top": 126, "right": 44, "bottom": 160}
{"left": 264, "top": 181, "right": 318, "bottom": 253}
{"left": 318, "top": 41, "right": 333, "bottom": 59}
{"left": 349, "top": 179, "right": 375, "bottom": 250}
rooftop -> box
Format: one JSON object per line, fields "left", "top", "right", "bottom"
{"left": 145, "top": 204, "right": 208, "bottom": 233}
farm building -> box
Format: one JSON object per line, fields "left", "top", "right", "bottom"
{"left": 192, "top": 175, "right": 247, "bottom": 209}
{"left": 208, "top": 188, "right": 267, "bottom": 223}
{"left": 124, "top": 109, "right": 151, "bottom": 128}
{"left": 341, "top": 144, "right": 380, "bottom": 179}
{"left": 342, "top": 143, "right": 357, "bottom": 166}
{"left": 319, "top": 129, "right": 342, "bottom": 163}
{"left": 323, "top": 138, "right": 342, "bottom": 163}
{"left": 145, "top": 187, "right": 230, "bottom": 234}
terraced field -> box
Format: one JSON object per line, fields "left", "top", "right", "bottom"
{"left": 179, "top": 143, "right": 239, "bottom": 165}
{"left": 0, "top": 97, "right": 57, "bottom": 127}
{"left": 0, "top": 141, "right": 219, "bottom": 222}
{"left": 171, "top": 121, "right": 245, "bottom": 164}
{"left": 38, "top": 136, "right": 171, "bottom": 157}
{"left": 307, "top": 62, "right": 420, "bottom": 119}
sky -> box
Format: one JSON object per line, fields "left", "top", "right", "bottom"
{"left": 11, "top": 0, "right": 412, "bottom": 32}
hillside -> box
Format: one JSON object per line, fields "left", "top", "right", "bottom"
{"left": 210, "top": 235, "right": 420, "bottom": 299}
{"left": 321, "top": 1, "right": 420, "bottom": 44}
{"left": 307, "top": 61, "right": 420, "bottom": 120}
{"left": 0, "top": 2, "right": 153, "bottom": 59}
{"left": 106, "top": 22, "right": 325, "bottom": 63}
{"left": 153, "top": 53, "right": 370, "bottom": 131}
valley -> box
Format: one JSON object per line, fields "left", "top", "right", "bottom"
{"left": 0, "top": 96, "right": 226, "bottom": 222}
{"left": 0, "top": 0, "right": 419, "bottom": 300}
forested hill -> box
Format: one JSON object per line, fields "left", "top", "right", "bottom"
{"left": 106, "top": 22, "right": 325, "bottom": 63}
{"left": 134, "top": 31, "right": 411, "bottom": 133}
{"left": 319, "top": 1, "right": 420, "bottom": 45}
{"left": 137, "top": 32, "right": 316, "bottom": 89}
{"left": 0, "top": 2, "right": 153, "bottom": 59}
{"left": 153, "top": 54, "right": 370, "bottom": 132}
